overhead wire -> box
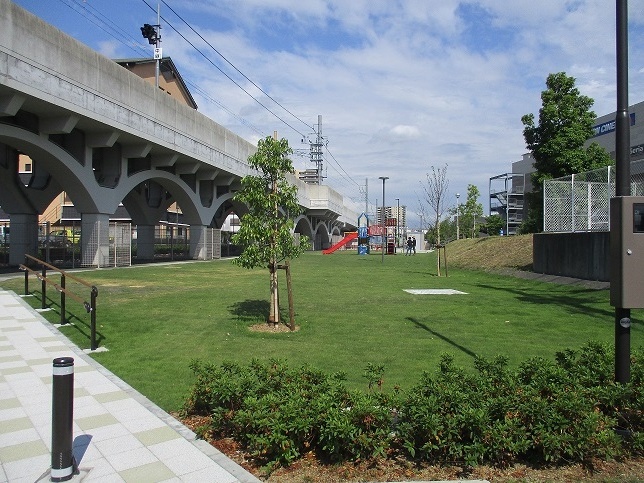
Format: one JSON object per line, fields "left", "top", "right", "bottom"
{"left": 159, "top": 0, "right": 314, "bottom": 134}
{"left": 57, "top": 0, "right": 266, "bottom": 137}
{"left": 61, "top": 0, "right": 360, "bottom": 203}
{"left": 184, "top": 80, "right": 266, "bottom": 137}
{"left": 140, "top": 0, "right": 309, "bottom": 139}
{"left": 57, "top": 0, "right": 148, "bottom": 58}
{"left": 325, "top": 147, "right": 361, "bottom": 188}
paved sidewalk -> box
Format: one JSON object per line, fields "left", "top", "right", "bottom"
{"left": 0, "top": 288, "right": 261, "bottom": 483}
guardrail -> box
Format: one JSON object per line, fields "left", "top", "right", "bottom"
{"left": 20, "top": 254, "right": 99, "bottom": 350}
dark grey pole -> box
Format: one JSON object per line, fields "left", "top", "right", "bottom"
{"left": 51, "top": 357, "right": 75, "bottom": 481}
{"left": 614, "top": 0, "right": 630, "bottom": 384}
{"left": 379, "top": 177, "right": 388, "bottom": 262}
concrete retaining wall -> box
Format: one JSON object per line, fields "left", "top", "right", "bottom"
{"left": 533, "top": 232, "right": 609, "bottom": 282}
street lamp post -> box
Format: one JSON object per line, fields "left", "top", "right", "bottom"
{"left": 395, "top": 198, "right": 400, "bottom": 251}
{"left": 456, "top": 193, "right": 460, "bottom": 240}
{"left": 379, "top": 177, "right": 389, "bottom": 263}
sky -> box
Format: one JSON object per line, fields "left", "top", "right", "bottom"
{"left": 11, "top": 0, "right": 644, "bottom": 227}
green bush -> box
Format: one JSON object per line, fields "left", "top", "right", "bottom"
{"left": 182, "top": 342, "right": 644, "bottom": 473}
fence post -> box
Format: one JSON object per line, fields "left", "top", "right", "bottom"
{"left": 90, "top": 286, "right": 98, "bottom": 351}
{"left": 41, "top": 265, "right": 47, "bottom": 310}
{"left": 51, "top": 357, "right": 75, "bottom": 481}
{"left": 608, "top": 165, "right": 613, "bottom": 230}
{"left": 571, "top": 173, "right": 575, "bottom": 232}
{"left": 60, "top": 274, "right": 66, "bottom": 325}
{"left": 24, "top": 257, "right": 29, "bottom": 295}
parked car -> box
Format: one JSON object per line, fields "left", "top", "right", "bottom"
{"left": 39, "top": 229, "right": 78, "bottom": 248}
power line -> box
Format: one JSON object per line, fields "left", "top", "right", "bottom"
{"left": 160, "top": 0, "right": 314, "bottom": 134}
{"left": 57, "top": 0, "right": 148, "bottom": 58}
{"left": 62, "top": 0, "right": 360, "bottom": 200}
{"left": 184, "top": 80, "right": 266, "bottom": 137}
{"left": 325, "top": 147, "right": 361, "bottom": 188}
{"left": 140, "top": 0, "right": 309, "bottom": 138}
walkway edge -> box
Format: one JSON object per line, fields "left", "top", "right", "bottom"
{"left": 3, "top": 288, "right": 261, "bottom": 483}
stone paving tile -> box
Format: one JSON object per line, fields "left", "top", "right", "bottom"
{"left": 0, "top": 289, "right": 261, "bottom": 482}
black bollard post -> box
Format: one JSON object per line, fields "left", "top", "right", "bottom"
{"left": 51, "top": 357, "right": 75, "bottom": 482}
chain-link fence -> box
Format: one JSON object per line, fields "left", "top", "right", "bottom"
{"left": 544, "top": 160, "right": 644, "bottom": 232}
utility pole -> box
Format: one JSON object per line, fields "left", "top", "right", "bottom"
{"left": 365, "top": 177, "right": 369, "bottom": 215}
{"left": 309, "top": 115, "right": 325, "bottom": 185}
{"left": 140, "top": 3, "right": 161, "bottom": 89}
{"left": 155, "top": 3, "right": 161, "bottom": 89}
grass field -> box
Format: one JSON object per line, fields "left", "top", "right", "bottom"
{"left": 1, "top": 240, "right": 640, "bottom": 413}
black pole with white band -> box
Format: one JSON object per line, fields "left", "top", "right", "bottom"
{"left": 51, "top": 357, "right": 75, "bottom": 482}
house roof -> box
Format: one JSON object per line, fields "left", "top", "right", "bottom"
{"left": 114, "top": 57, "right": 198, "bottom": 110}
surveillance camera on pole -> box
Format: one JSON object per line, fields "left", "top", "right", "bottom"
{"left": 140, "top": 4, "right": 162, "bottom": 88}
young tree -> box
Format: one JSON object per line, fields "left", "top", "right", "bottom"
{"left": 483, "top": 214, "right": 505, "bottom": 236}
{"left": 232, "top": 136, "right": 308, "bottom": 328}
{"left": 420, "top": 164, "right": 449, "bottom": 245}
{"left": 460, "top": 184, "right": 484, "bottom": 238}
{"left": 420, "top": 164, "right": 449, "bottom": 275}
{"left": 521, "top": 72, "right": 613, "bottom": 233}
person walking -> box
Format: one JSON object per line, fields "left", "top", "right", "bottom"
{"left": 412, "top": 236, "right": 416, "bottom": 255}
{"left": 406, "top": 237, "right": 413, "bottom": 256}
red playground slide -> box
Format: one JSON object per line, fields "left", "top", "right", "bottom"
{"left": 322, "top": 232, "right": 358, "bottom": 254}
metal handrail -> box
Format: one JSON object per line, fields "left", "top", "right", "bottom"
{"left": 20, "top": 254, "right": 99, "bottom": 350}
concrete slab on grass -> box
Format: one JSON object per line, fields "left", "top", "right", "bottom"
{"left": 404, "top": 289, "right": 468, "bottom": 295}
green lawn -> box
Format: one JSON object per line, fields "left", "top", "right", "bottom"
{"left": 2, "top": 250, "right": 640, "bottom": 412}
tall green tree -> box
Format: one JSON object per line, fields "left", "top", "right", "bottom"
{"left": 232, "top": 136, "right": 309, "bottom": 327}
{"left": 521, "top": 72, "right": 613, "bottom": 233}
{"left": 459, "top": 184, "right": 484, "bottom": 238}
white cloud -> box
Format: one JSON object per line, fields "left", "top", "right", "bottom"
{"left": 390, "top": 125, "right": 421, "bottom": 139}
{"left": 12, "top": 0, "right": 644, "bottom": 226}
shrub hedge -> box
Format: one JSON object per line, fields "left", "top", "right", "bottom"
{"left": 181, "top": 342, "right": 644, "bottom": 472}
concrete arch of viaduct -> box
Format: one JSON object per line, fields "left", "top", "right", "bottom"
{"left": 0, "top": 124, "right": 324, "bottom": 265}
{"left": 0, "top": 124, "right": 243, "bottom": 265}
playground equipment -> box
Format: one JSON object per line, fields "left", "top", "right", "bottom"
{"left": 358, "top": 212, "right": 369, "bottom": 255}
{"left": 323, "top": 212, "right": 397, "bottom": 256}
{"left": 322, "top": 232, "right": 358, "bottom": 254}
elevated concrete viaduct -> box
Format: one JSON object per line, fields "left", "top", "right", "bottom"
{"left": 0, "top": 0, "right": 357, "bottom": 266}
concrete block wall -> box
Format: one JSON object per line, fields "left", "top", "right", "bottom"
{"left": 533, "top": 232, "right": 610, "bottom": 282}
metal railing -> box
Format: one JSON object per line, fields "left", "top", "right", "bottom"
{"left": 20, "top": 254, "right": 99, "bottom": 350}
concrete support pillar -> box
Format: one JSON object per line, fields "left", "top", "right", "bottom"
{"left": 189, "top": 225, "right": 207, "bottom": 260}
{"left": 136, "top": 225, "right": 155, "bottom": 261}
{"left": 8, "top": 213, "right": 38, "bottom": 266}
{"left": 81, "top": 213, "right": 110, "bottom": 267}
